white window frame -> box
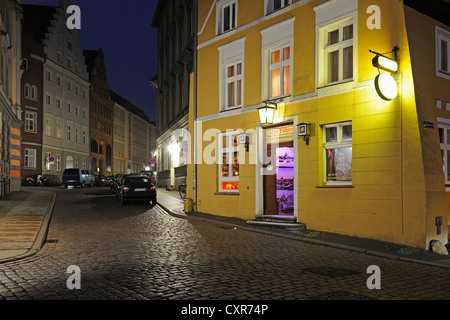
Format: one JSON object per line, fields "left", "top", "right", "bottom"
{"left": 224, "top": 61, "right": 243, "bottom": 110}
{"left": 436, "top": 26, "right": 450, "bottom": 80}
{"left": 438, "top": 118, "right": 450, "bottom": 184}
{"left": 24, "top": 148, "right": 36, "bottom": 169}
{"left": 45, "top": 118, "right": 52, "bottom": 136}
{"left": 218, "top": 130, "right": 240, "bottom": 193}
{"left": 265, "top": 0, "right": 291, "bottom": 15}
{"left": 216, "top": 0, "right": 237, "bottom": 35}
{"left": 25, "top": 111, "right": 37, "bottom": 133}
{"left": 314, "top": 0, "right": 358, "bottom": 89}
{"left": 322, "top": 121, "right": 352, "bottom": 186}
{"left": 56, "top": 154, "right": 61, "bottom": 171}
{"left": 218, "top": 37, "right": 245, "bottom": 111}
{"left": 268, "top": 43, "right": 291, "bottom": 99}
{"left": 261, "top": 17, "right": 294, "bottom": 102}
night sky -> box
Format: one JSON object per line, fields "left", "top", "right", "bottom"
{"left": 21, "top": 0, "right": 158, "bottom": 122}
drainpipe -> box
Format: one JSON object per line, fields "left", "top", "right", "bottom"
{"left": 193, "top": 0, "right": 198, "bottom": 205}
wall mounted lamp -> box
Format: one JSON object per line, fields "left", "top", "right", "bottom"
{"left": 297, "top": 123, "right": 312, "bottom": 145}
{"left": 370, "top": 47, "right": 399, "bottom": 101}
{"left": 258, "top": 101, "right": 277, "bottom": 125}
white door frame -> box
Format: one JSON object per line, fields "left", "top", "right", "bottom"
{"left": 255, "top": 115, "right": 298, "bottom": 220}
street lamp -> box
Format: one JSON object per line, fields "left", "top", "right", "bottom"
{"left": 258, "top": 102, "right": 277, "bottom": 125}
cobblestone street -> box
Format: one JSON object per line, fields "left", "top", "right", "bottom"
{"left": 0, "top": 187, "right": 449, "bottom": 313}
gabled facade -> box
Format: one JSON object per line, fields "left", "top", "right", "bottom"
{"left": 22, "top": 0, "right": 90, "bottom": 180}
{"left": 189, "top": 0, "right": 450, "bottom": 249}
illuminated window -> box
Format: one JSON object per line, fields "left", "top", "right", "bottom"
{"left": 218, "top": 130, "right": 240, "bottom": 192}
{"left": 269, "top": 45, "right": 291, "bottom": 98}
{"left": 323, "top": 122, "right": 352, "bottom": 185}
{"left": 260, "top": 17, "right": 294, "bottom": 101}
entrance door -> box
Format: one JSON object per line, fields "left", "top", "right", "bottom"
{"left": 263, "top": 139, "right": 294, "bottom": 216}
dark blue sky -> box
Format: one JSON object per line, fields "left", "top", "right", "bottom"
{"left": 21, "top": 0, "right": 158, "bottom": 121}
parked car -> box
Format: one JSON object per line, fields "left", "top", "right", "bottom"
{"left": 117, "top": 175, "right": 157, "bottom": 205}
{"left": 94, "top": 174, "right": 111, "bottom": 186}
{"left": 62, "top": 168, "right": 95, "bottom": 188}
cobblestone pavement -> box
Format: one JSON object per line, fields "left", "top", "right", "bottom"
{"left": 0, "top": 186, "right": 449, "bottom": 307}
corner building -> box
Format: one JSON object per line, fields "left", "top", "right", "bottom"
{"left": 189, "top": 0, "right": 450, "bottom": 249}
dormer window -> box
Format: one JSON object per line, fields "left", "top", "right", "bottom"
{"left": 217, "top": 0, "right": 237, "bottom": 35}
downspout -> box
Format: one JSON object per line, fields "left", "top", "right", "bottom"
{"left": 193, "top": 0, "right": 198, "bottom": 205}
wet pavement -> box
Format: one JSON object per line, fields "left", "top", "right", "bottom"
{"left": 0, "top": 186, "right": 448, "bottom": 310}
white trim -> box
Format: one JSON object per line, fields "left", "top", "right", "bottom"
{"left": 218, "top": 37, "right": 246, "bottom": 112}
{"left": 196, "top": 78, "right": 374, "bottom": 123}
{"left": 436, "top": 26, "right": 450, "bottom": 81}
{"left": 260, "top": 17, "right": 294, "bottom": 102}
{"left": 314, "top": 0, "right": 358, "bottom": 90}
{"left": 264, "top": 0, "right": 292, "bottom": 16}
{"left": 255, "top": 116, "right": 298, "bottom": 219}
{"left": 198, "top": 0, "right": 310, "bottom": 50}
{"left": 216, "top": 0, "right": 238, "bottom": 36}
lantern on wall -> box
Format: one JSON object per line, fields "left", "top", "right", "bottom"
{"left": 258, "top": 102, "right": 277, "bottom": 125}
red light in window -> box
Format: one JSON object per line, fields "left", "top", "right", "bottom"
{"left": 222, "top": 182, "right": 239, "bottom": 190}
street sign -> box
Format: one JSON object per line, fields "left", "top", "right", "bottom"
{"left": 48, "top": 156, "right": 55, "bottom": 163}
{"left": 150, "top": 157, "right": 156, "bottom": 164}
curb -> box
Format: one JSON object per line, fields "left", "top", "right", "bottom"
{"left": 0, "top": 192, "right": 57, "bottom": 264}
{"left": 156, "top": 204, "right": 450, "bottom": 270}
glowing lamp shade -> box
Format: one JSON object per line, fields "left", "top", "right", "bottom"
{"left": 374, "top": 73, "right": 398, "bottom": 101}
{"left": 258, "top": 104, "right": 276, "bottom": 124}
{"left": 372, "top": 55, "right": 398, "bottom": 73}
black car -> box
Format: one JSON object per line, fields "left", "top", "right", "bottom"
{"left": 117, "top": 175, "right": 157, "bottom": 205}
{"left": 94, "top": 174, "right": 111, "bottom": 186}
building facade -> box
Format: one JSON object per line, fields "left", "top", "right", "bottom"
{"left": 111, "top": 90, "right": 153, "bottom": 175}
{"left": 22, "top": 1, "right": 90, "bottom": 180}
{"left": 84, "top": 48, "right": 114, "bottom": 174}
{"left": 1, "top": 0, "right": 23, "bottom": 194}
{"left": 151, "top": 0, "right": 196, "bottom": 189}
{"left": 21, "top": 4, "right": 48, "bottom": 182}
{"left": 189, "top": 0, "right": 450, "bottom": 250}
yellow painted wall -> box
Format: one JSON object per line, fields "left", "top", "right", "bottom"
{"left": 192, "top": 0, "right": 448, "bottom": 248}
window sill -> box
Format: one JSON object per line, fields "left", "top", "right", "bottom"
{"left": 316, "top": 184, "right": 354, "bottom": 188}
{"left": 214, "top": 192, "right": 240, "bottom": 196}
{"left": 220, "top": 106, "right": 242, "bottom": 113}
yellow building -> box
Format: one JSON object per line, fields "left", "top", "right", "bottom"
{"left": 188, "top": 0, "right": 450, "bottom": 250}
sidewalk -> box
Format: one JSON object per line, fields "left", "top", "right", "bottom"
{"left": 0, "top": 188, "right": 55, "bottom": 263}
{"left": 155, "top": 188, "right": 450, "bottom": 269}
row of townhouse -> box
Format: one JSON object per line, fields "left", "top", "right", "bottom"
{"left": 20, "top": 0, "right": 156, "bottom": 184}
{"left": 178, "top": 0, "right": 450, "bottom": 250}
{"left": 151, "top": 0, "right": 196, "bottom": 190}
